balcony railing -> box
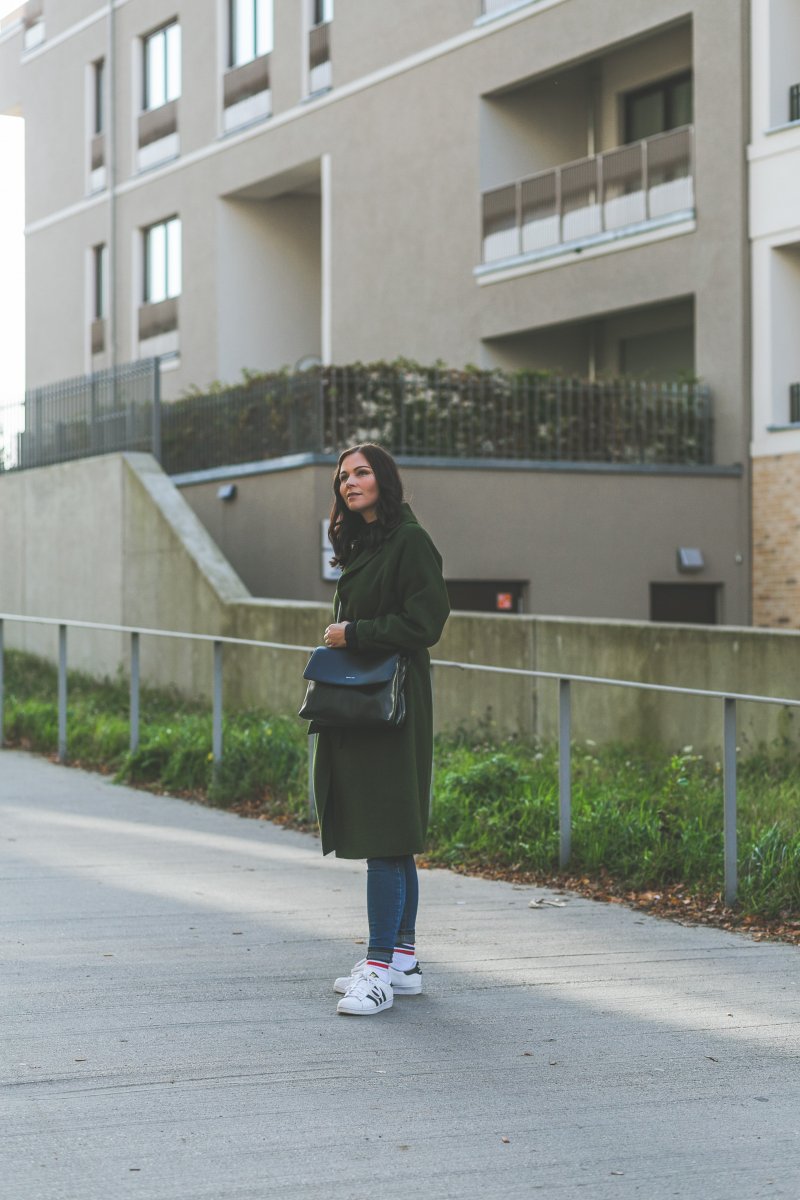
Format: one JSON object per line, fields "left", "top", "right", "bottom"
{"left": 308, "top": 21, "right": 331, "bottom": 94}
{"left": 790, "top": 383, "right": 800, "bottom": 425}
{"left": 790, "top": 84, "right": 800, "bottom": 124}
{"left": 482, "top": 125, "right": 694, "bottom": 266}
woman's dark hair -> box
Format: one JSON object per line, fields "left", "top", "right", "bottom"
{"left": 328, "top": 443, "right": 404, "bottom": 567}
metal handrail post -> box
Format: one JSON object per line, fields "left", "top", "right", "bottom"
{"left": 58, "top": 624, "right": 68, "bottom": 763}
{"left": 558, "top": 678, "right": 572, "bottom": 868}
{"left": 723, "top": 697, "right": 738, "bottom": 906}
{"left": 212, "top": 640, "right": 223, "bottom": 766}
{"left": 0, "top": 618, "right": 4, "bottom": 747}
{"left": 130, "top": 631, "right": 140, "bottom": 753}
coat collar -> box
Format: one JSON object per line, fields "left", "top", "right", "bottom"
{"left": 339, "top": 504, "right": 417, "bottom": 583}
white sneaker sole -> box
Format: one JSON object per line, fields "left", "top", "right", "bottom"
{"left": 334, "top": 977, "right": 421, "bottom": 996}
{"left": 337, "top": 994, "right": 393, "bottom": 1016}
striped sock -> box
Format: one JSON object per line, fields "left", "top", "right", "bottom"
{"left": 366, "top": 957, "right": 390, "bottom": 982}
{"left": 391, "top": 942, "right": 417, "bottom": 971}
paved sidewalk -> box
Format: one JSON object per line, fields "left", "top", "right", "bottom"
{"left": 1, "top": 750, "right": 798, "bottom": 1200}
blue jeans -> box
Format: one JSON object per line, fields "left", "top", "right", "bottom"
{"left": 366, "top": 855, "right": 418, "bottom": 962}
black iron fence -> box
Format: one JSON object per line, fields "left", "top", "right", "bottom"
{"left": 1, "top": 360, "right": 713, "bottom": 475}
{"left": 0, "top": 359, "right": 160, "bottom": 472}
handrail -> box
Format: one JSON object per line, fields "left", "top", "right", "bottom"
{"left": 2, "top": 611, "right": 798, "bottom": 906}
{"left": 4, "top": 612, "right": 795, "bottom": 707}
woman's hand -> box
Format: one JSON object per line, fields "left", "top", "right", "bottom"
{"left": 323, "top": 622, "right": 349, "bottom": 648}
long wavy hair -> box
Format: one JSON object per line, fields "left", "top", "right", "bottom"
{"left": 328, "top": 443, "right": 404, "bottom": 567}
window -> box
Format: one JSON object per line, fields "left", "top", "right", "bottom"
{"left": 93, "top": 244, "right": 108, "bottom": 320}
{"left": 93, "top": 59, "right": 105, "bottom": 134}
{"left": 311, "top": 0, "right": 333, "bottom": 25}
{"left": 230, "top": 0, "right": 273, "bottom": 66}
{"left": 624, "top": 72, "right": 692, "bottom": 144}
{"left": 143, "top": 21, "right": 181, "bottom": 111}
{"left": 144, "top": 218, "right": 181, "bottom": 304}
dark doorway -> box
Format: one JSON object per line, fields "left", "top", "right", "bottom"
{"left": 650, "top": 583, "right": 720, "bottom": 625}
{"left": 446, "top": 580, "right": 526, "bottom": 615}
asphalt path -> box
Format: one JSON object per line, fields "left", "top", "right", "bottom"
{"left": 1, "top": 749, "right": 798, "bottom": 1200}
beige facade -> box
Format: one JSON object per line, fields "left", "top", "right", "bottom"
{"left": 749, "top": 0, "right": 800, "bottom": 628}
{"left": 0, "top": 1, "right": 753, "bottom": 623}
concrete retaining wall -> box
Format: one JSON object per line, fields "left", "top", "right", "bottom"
{"left": 1, "top": 453, "right": 798, "bottom": 755}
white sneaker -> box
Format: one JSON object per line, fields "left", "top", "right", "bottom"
{"left": 334, "top": 958, "right": 423, "bottom": 996}
{"left": 336, "top": 970, "right": 393, "bottom": 1016}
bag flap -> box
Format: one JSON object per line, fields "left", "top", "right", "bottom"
{"left": 303, "top": 647, "right": 401, "bottom": 686}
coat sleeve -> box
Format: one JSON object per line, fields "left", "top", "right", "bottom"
{"left": 354, "top": 527, "right": 450, "bottom": 653}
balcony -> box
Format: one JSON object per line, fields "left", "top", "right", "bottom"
{"left": 308, "top": 21, "right": 331, "bottom": 94}
{"left": 223, "top": 53, "right": 271, "bottom": 132}
{"left": 481, "top": 125, "right": 694, "bottom": 268}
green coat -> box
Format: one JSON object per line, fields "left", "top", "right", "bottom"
{"left": 313, "top": 504, "right": 450, "bottom": 858}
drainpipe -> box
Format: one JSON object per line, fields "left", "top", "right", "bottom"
{"left": 107, "top": 0, "right": 117, "bottom": 376}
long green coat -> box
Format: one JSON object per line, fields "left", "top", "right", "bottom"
{"left": 313, "top": 504, "right": 450, "bottom": 859}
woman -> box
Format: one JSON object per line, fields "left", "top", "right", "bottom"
{"left": 314, "top": 443, "right": 450, "bottom": 1016}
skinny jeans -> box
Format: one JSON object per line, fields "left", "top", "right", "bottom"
{"left": 366, "top": 855, "right": 418, "bottom": 962}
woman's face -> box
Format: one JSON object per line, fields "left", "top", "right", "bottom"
{"left": 338, "top": 451, "right": 380, "bottom": 524}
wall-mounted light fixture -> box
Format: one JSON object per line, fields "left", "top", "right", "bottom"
{"left": 677, "top": 547, "right": 704, "bottom": 573}
{"left": 217, "top": 483, "right": 237, "bottom": 502}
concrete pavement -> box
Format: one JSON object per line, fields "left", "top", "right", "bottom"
{"left": 1, "top": 749, "right": 798, "bottom": 1200}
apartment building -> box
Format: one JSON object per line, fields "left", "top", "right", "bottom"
{"left": 749, "top": 0, "right": 800, "bottom": 628}
{"left": 0, "top": 1, "right": 753, "bottom": 622}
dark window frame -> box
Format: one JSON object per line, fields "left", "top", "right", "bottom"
{"left": 623, "top": 70, "right": 693, "bottom": 145}
{"left": 143, "top": 216, "right": 181, "bottom": 305}
{"left": 92, "top": 243, "right": 107, "bottom": 320}
{"left": 142, "top": 19, "right": 181, "bottom": 113}
{"left": 229, "top": 0, "right": 273, "bottom": 68}
{"left": 93, "top": 57, "right": 105, "bottom": 135}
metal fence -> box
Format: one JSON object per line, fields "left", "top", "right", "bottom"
{"left": 163, "top": 367, "right": 713, "bottom": 471}
{"left": 482, "top": 125, "right": 694, "bottom": 265}
{"left": 1, "top": 361, "right": 713, "bottom": 475}
{"left": 0, "top": 359, "right": 160, "bottom": 472}
{"left": 2, "top": 610, "right": 799, "bottom": 906}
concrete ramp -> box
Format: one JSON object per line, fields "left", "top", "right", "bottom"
{"left": 2, "top": 749, "right": 799, "bottom": 1200}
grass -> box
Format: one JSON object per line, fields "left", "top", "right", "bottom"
{"left": 3, "top": 650, "right": 799, "bottom": 924}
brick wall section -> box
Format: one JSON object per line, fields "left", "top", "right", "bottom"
{"left": 753, "top": 453, "right": 800, "bottom": 628}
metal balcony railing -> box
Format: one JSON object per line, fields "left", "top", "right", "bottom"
{"left": 308, "top": 21, "right": 331, "bottom": 94}
{"left": 791, "top": 84, "right": 800, "bottom": 124}
{"left": 482, "top": 125, "right": 694, "bottom": 265}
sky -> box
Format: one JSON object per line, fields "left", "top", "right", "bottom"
{"left": 0, "top": 3, "right": 26, "bottom": 411}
